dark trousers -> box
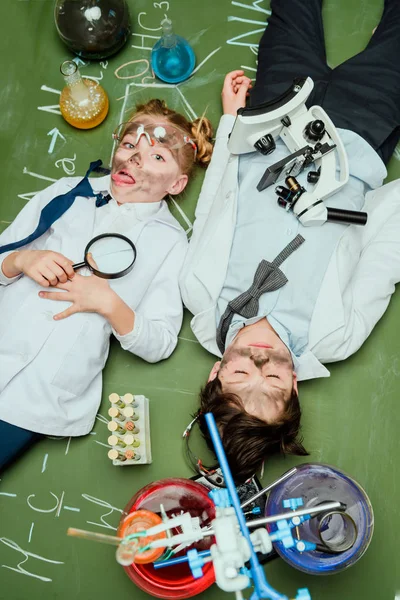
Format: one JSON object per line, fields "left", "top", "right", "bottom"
{"left": 0, "top": 420, "right": 44, "bottom": 472}
{"left": 250, "top": 0, "right": 400, "bottom": 165}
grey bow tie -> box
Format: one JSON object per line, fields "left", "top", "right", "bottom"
{"left": 216, "top": 234, "right": 305, "bottom": 354}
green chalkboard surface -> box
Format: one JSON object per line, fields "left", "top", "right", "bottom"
{"left": 0, "top": 2, "right": 399, "bottom": 600}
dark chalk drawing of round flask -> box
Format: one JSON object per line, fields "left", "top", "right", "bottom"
{"left": 54, "top": 0, "right": 131, "bottom": 60}
{"left": 59, "top": 60, "right": 109, "bottom": 129}
{"left": 151, "top": 18, "right": 196, "bottom": 84}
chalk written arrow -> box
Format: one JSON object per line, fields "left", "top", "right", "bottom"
{"left": 47, "top": 128, "right": 66, "bottom": 154}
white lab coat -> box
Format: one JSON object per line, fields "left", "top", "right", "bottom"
{"left": 179, "top": 116, "right": 400, "bottom": 380}
{"left": 0, "top": 176, "right": 187, "bottom": 435}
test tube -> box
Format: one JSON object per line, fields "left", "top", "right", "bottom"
{"left": 123, "top": 393, "right": 139, "bottom": 408}
{"left": 121, "top": 437, "right": 140, "bottom": 448}
{"left": 124, "top": 449, "right": 141, "bottom": 461}
{"left": 108, "top": 449, "right": 128, "bottom": 461}
{"left": 108, "top": 393, "right": 126, "bottom": 408}
{"left": 123, "top": 433, "right": 135, "bottom": 446}
{"left": 125, "top": 421, "right": 140, "bottom": 434}
{"left": 123, "top": 406, "right": 139, "bottom": 421}
{"left": 108, "top": 435, "right": 127, "bottom": 448}
{"left": 108, "top": 407, "right": 125, "bottom": 422}
{"left": 122, "top": 406, "right": 134, "bottom": 418}
{"left": 122, "top": 393, "right": 134, "bottom": 405}
{"left": 107, "top": 421, "right": 126, "bottom": 434}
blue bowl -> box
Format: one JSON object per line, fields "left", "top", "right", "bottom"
{"left": 265, "top": 463, "right": 374, "bottom": 574}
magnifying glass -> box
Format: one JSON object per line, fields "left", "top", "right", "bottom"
{"left": 72, "top": 233, "right": 137, "bottom": 279}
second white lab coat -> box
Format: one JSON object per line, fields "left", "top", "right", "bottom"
{"left": 180, "top": 116, "right": 400, "bottom": 380}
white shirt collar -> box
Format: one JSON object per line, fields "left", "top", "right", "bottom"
{"left": 90, "top": 174, "right": 163, "bottom": 219}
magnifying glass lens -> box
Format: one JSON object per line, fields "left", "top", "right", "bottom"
{"left": 87, "top": 236, "right": 135, "bottom": 275}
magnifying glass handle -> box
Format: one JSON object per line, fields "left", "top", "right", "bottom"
{"left": 72, "top": 261, "right": 87, "bottom": 271}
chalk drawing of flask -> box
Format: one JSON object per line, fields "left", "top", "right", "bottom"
{"left": 59, "top": 60, "right": 109, "bottom": 129}
{"left": 151, "top": 18, "right": 195, "bottom": 84}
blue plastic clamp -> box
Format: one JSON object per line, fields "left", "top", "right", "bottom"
{"left": 187, "top": 549, "right": 205, "bottom": 579}
{"left": 209, "top": 488, "right": 232, "bottom": 508}
{"left": 283, "top": 497, "right": 304, "bottom": 510}
{"left": 269, "top": 519, "right": 295, "bottom": 549}
{"left": 295, "top": 540, "right": 317, "bottom": 552}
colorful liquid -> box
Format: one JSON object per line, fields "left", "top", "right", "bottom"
{"left": 151, "top": 38, "right": 195, "bottom": 84}
{"left": 119, "top": 478, "right": 216, "bottom": 599}
{"left": 59, "top": 78, "right": 109, "bottom": 129}
{"left": 55, "top": 0, "right": 131, "bottom": 60}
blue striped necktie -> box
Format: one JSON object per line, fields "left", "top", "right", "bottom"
{"left": 0, "top": 160, "right": 111, "bottom": 255}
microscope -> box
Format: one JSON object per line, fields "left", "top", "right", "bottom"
{"left": 228, "top": 77, "right": 368, "bottom": 227}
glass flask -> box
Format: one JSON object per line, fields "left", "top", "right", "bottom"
{"left": 118, "top": 478, "right": 216, "bottom": 599}
{"left": 265, "top": 463, "right": 374, "bottom": 575}
{"left": 54, "top": 0, "right": 131, "bottom": 60}
{"left": 151, "top": 18, "right": 195, "bottom": 84}
{"left": 59, "top": 60, "right": 109, "bottom": 129}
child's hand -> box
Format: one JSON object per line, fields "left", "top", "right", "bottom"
{"left": 221, "top": 70, "right": 253, "bottom": 116}
{"left": 38, "top": 259, "right": 114, "bottom": 320}
{"left": 14, "top": 249, "right": 74, "bottom": 286}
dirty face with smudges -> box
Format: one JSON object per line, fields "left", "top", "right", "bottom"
{"left": 208, "top": 318, "right": 298, "bottom": 422}
{"left": 110, "top": 117, "right": 188, "bottom": 204}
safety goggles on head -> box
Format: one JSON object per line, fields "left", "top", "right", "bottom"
{"left": 182, "top": 411, "right": 258, "bottom": 488}
{"left": 183, "top": 411, "right": 221, "bottom": 484}
{"left": 113, "top": 121, "right": 197, "bottom": 159}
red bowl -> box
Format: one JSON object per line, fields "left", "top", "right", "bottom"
{"left": 118, "top": 478, "right": 216, "bottom": 599}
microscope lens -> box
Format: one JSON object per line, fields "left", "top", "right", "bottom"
{"left": 277, "top": 198, "right": 288, "bottom": 208}
{"left": 286, "top": 176, "right": 300, "bottom": 192}
{"left": 275, "top": 186, "right": 292, "bottom": 201}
